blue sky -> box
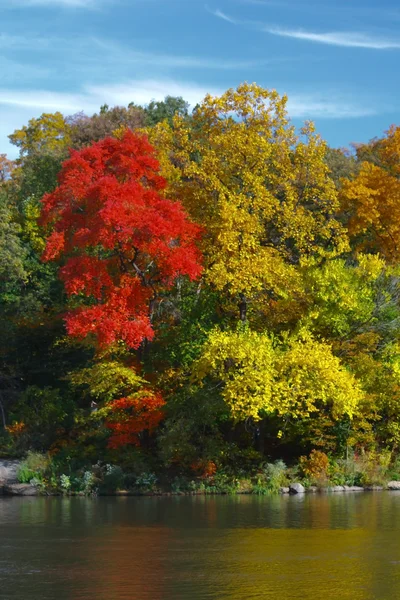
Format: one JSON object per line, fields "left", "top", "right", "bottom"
{"left": 1, "top": 0, "right": 400, "bottom": 157}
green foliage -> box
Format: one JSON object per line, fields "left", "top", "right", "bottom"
{"left": 100, "top": 464, "right": 124, "bottom": 492}
{"left": 324, "top": 147, "right": 358, "bottom": 186}
{"left": 0, "top": 191, "right": 28, "bottom": 309}
{"left": 17, "top": 451, "right": 50, "bottom": 483}
{"left": 145, "top": 96, "right": 189, "bottom": 127}
{"left": 134, "top": 472, "right": 158, "bottom": 492}
{"left": 252, "top": 460, "right": 288, "bottom": 494}
{"left": 10, "top": 386, "right": 74, "bottom": 451}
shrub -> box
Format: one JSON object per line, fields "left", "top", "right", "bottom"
{"left": 17, "top": 451, "right": 50, "bottom": 483}
{"left": 101, "top": 464, "right": 124, "bottom": 492}
{"left": 135, "top": 472, "right": 158, "bottom": 492}
{"left": 261, "top": 460, "right": 288, "bottom": 492}
{"left": 299, "top": 450, "right": 329, "bottom": 483}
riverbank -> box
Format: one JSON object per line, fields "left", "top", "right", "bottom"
{"left": 3, "top": 451, "right": 400, "bottom": 498}
{"left": 2, "top": 478, "right": 400, "bottom": 498}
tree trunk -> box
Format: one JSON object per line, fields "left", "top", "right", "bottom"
{"left": 255, "top": 420, "right": 265, "bottom": 454}
{"left": 239, "top": 294, "right": 247, "bottom": 322}
{"left": 0, "top": 393, "right": 6, "bottom": 430}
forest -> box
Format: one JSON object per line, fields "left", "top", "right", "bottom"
{"left": 2, "top": 83, "right": 400, "bottom": 494}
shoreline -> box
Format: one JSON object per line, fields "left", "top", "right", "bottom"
{"left": 1, "top": 482, "right": 400, "bottom": 497}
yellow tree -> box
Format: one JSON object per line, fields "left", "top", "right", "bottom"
{"left": 341, "top": 126, "right": 400, "bottom": 263}
{"left": 193, "top": 327, "right": 363, "bottom": 424}
{"left": 149, "top": 83, "right": 348, "bottom": 321}
{"left": 9, "top": 112, "right": 71, "bottom": 158}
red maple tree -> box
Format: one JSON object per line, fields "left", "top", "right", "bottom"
{"left": 40, "top": 129, "right": 202, "bottom": 348}
{"left": 40, "top": 130, "right": 202, "bottom": 447}
{"left": 106, "top": 393, "right": 166, "bottom": 448}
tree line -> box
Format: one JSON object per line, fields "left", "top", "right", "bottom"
{"left": 1, "top": 84, "right": 400, "bottom": 481}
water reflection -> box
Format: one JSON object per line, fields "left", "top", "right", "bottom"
{"left": 1, "top": 494, "right": 400, "bottom": 599}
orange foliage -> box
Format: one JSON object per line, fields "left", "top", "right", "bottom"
{"left": 299, "top": 450, "right": 329, "bottom": 479}
{"left": 190, "top": 459, "right": 217, "bottom": 479}
{"left": 341, "top": 126, "right": 400, "bottom": 262}
{"left": 6, "top": 422, "right": 26, "bottom": 436}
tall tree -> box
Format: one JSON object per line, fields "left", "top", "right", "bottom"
{"left": 149, "top": 84, "right": 348, "bottom": 323}
{"left": 40, "top": 130, "right": 202, "bottom": 447}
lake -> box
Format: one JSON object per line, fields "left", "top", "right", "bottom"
{"left": 1, "top": 492, "right": 400, "bottom": 599}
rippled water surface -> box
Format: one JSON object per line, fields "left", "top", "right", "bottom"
{"left": 1, "top": 493, "right": 400, "bottom": 599}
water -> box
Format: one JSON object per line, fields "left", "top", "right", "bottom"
{"left": 1, "top": 493, "right": 400, "bottom": 599}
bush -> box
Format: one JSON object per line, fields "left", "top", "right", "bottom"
{"left": 17, "top": 451, "right": 50, "bottom": 483}
{"left": 135, "top": 472, "right": 158, "bottom": 492}
{"left": 299, "top": 450, "right": 329, "bottom": 483}
{"left": 10, "top": 387, "right": 75, "bottom": 452}
{"left": 101, "top": 464, "right": 124, "bottom": 492}
{"left": 171, "top": 476, "right": 198, "bottom": 493}
{"left": 261, "top": 460, "right": 288, "bottom": 492}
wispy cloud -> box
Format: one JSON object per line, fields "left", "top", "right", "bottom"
{"left": 0, "top": 78, "right": 216, "bottom": 157}
{"left": 0, "top": 79, "right": 218, "bottom": 118}
{"left": 266, "top": 28, "right": 400, "bottom": 49}
{"left": 0, "top": 79, "right": 383, "bottom": 158}
{"left": 93, "top": 37, "right": 279, "bottom": 69}
{"left": 0, "top": 34, "right": 51, "bottom": 49}
{"left": 206, "top": 7, "right": 237, "bottom": 24}
{"left": 287, "top": 94, "right": 377, "bottom": 119}
{"left": 0, "top": 80, "right": 379, "bottom": 121}
{"left": 209, "top": 3, "right": 400, "bottom": 49}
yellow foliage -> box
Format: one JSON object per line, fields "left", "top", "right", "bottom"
{"left": 274, "top": 331, "right": 362, "bottom": 420}
{"left": 9, "top": 112, "right": 71, "bottom": 157}
{"left": 149, "top": 84, "right": 348, "bottom": 314}
{"left": 193, "top": 327, "right": 363, "bottom": 422}
{"left": 22, "top": 198, "right": 46, "bottom": 253}
{"left": 194, "top": 328, "right": 276, "bottom": 421}
{"left": 69, "top": 360, "right": 145, "bottom": 403}
{"left": 302, "top": 254, "right": 385, "bottom": 336}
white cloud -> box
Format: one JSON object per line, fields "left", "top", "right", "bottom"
{"left": 0, "top": 81, "right": 379, "bottom": 124}
{"left": 266, "top": 28, "right": 400, "bottom": 49}
{"left": 287, "top": 94, "right": 377, "bottom": 119}
{"left": 207, "top": 7, "right": 237, "bottom": 24}
{"left": 0, "top": 81, "right": 202, "bottom": 117}
{"left": 0, "top": 89, "right": 96, "bottom": 112}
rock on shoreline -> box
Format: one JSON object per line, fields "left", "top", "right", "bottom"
{"left": 0, "top": 460, "right": 20, "bottom": 484}
{"left": 2, "top": 483, "right": 38, "bottom": 496}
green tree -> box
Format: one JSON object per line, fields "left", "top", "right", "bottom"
{"left": 145, "top": 96, "right": 189, "bottom": 127}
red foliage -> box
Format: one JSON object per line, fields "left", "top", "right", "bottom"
{"left": 40, "top": 130, "right": 202, "bottom": 348}
{"left": 106, "top": 393, "right": 165, "bottom": 448}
